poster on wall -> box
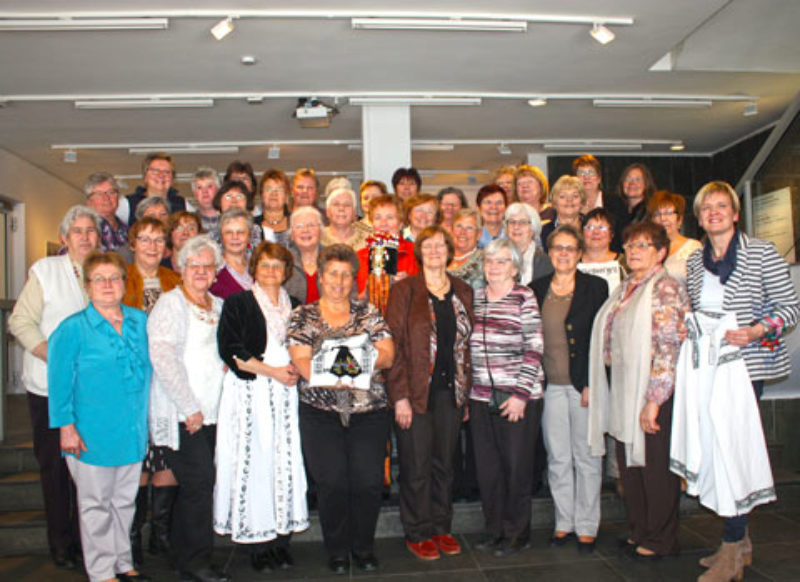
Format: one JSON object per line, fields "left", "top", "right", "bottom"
{"left": 753, "top": 187, "right": 795, "bottom": 264}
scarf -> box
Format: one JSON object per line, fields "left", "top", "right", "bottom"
{"left": 702, "top": 232, "right": 738, "bottom": 284}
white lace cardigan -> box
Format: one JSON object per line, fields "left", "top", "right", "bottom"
{"left": 147, "top": 288, "right": 223, "bottom": 450}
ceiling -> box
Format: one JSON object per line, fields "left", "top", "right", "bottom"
{"left": 1, "top": 0, "right": 799, "bottom": 195}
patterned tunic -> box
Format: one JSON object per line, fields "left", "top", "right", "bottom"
{"left": 287, "top": 300, "right": 392, "bottom": 420}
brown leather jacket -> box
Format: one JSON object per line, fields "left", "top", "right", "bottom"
{"left": 385, "top": 273, "right": 474, "bottom": 414}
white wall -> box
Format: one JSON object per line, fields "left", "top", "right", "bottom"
{"left": 0, "top": 148, "right": 83, "bottom": 396}
{"left": 0, "top": 148, "right": 83, "bottom": 272}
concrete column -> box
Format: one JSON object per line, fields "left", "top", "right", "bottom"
{"left": 361, "top": 105, "right": 411, "bottom": 192}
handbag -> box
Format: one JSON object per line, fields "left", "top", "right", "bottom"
{"left": 482, "top": 294, "right": 513, "bottom": 415}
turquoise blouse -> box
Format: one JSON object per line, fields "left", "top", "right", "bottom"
{"left": 48, "top": 303, "right": 152, "bottom": 467}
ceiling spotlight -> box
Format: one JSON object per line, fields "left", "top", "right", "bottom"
{"left": 743, "top": 102, "right": 758, "bottom": 117}
{"left": 240, "top": 55, "right": 257, "bottom": 66}
{"left": 670, "top": 143, "right": 686, "bottom": 152}
{"left": 590, "top": 23, "right": 615, "bottom": 45}
{"left": 293, "top": 97, "right": 339, "bottom": 128}
{"left": 268, "top": 145, "right": 281, "bottom": 160}
{"left": 211, "top": 17, "right": 234, "bottom": 40}
{"left": 527, "top": 98, "right": 547, "bottom": 107}
{"left": 497, "top": 143, "right": 512, "bottom": 155}
{"left": 63, "top": 149, "right": 78, "bottom": 164}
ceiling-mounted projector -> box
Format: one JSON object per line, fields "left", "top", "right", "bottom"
{"left": 294, "top": 97, "right": 338, "bottom": 128}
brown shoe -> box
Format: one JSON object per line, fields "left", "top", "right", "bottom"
{"left": 697, "top": 541, "right": 744, "bottom": 582}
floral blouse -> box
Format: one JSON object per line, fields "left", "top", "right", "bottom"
{"left": 287, "top": 299, "right": 392, "bottom": 423}
{"left": 603, "top": 267, "right": 688, "bottom": 405}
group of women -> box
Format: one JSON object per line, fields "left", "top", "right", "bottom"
{"left": 22, "top": 153, "right": 798, "bottom": 582}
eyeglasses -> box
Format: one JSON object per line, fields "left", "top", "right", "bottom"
{"left": 263, "top": 187, "right": 286, "bottom": 195}
{"left": 223, "top": 192, "right": 247, "bottom": 202}
{"left": 186, "top": 262, "right": 215, "bottom": 271}
{"left": 506, "top": 219, "right": 531, "bottom": 227}
{"left": 258, "top": 261, "right": 285, "bottom": 271}
{"left": 624, "top": 176, "right": 644, "bottom": 184}
{"left": 551, "top": 244, "right": 579, "bottom": 253}
{"left": 583, "top": 224, "right": 609, "bottom": 232}
{"left": 421, "top": 242, "right": 447, "bottom": 252}
{"left": 88, "top": 189, "right": 117, "bottom": 199}
{"left": 576, "top": 169, "right": 597, "bottom": 178}
{"left": 652, "top": 209, "right": 678, "bottom": 219}
{"left": 147, "top": 168, "right": 172, "bottom": 176}
{"left": 516, "top": 178, "right": 537, "bottom": 188}
{"left": 174, "top": 224, "right": 199, "bottom": 234}
{"left": 136, "top": 236, "right": 166, "bottom": 246}
{"left": 221, "top": 228, "right": 248, "bottom": 237}
{"left": 70, "top": 226, "right": 98, "bottom": 236}
{"left": 623, "top": 241, "right": 655, "bottom": 251}
{"left": 89, "top": 274, "right": 124, "bottom": 285}
{"left": 293, "top": 222, "right": 320, "bottom": 230}
{"left": 453, "top": 224, "right": 477, "bottom": 232}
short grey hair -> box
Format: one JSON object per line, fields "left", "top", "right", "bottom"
{"left": 83, "top": 172, "right": 119, "bottom": 198}
{"left": 290, "top": 206, "right": 323, "bottom": 229}
{"left": 219, "top": 207, "right": 253, "bottom": 232}
{"left": 191, "top": 167, "right": 220, "bottom": 190}
{"left": 483, "top": 238, "right": 522, "bottom": 282}
{"left": 326, "top": 187, "right": 357, "bottom": 210}
{"left": 324, "top": 176, "right": 353, "bottom": 196}
{"left": 135, "top": 196, "right": 170, "bottom": 221}
{"left": 176, "top": 234, "right": 223, "bottom": 271}
{"left": 59, "top": 205, "right": 102, "bottom": 239}
{"left": 505, "top": 202, "right": 543, "bottom": 239}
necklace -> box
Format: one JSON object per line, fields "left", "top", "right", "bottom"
{"left": 262, "top": 213, "right": 285, "bottom": 227}
{"left": 427, "top": 276, "right": 450, "bottom": 296}
{"left": 453, "top": 248, "right": 476, "bottom": 262}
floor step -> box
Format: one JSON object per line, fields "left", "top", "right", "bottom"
{"left": 0, "top": 486, "right": 708, "bottom": 558}
{"left": 0, "top": 444, "right": 37, "bottom": 476}
{"left": 0, "top": 472, "right": 43, "bottom": 512}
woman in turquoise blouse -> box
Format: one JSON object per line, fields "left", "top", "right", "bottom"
{"left": 48, "top": 250, "right": 152, "bottom": 582}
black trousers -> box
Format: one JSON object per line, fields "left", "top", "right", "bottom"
{"left": 299, "top": 403, "right": 389, "bottom": 557}
{"left": 615, "top": 397, "right": 680, "bottom": 556}
{"left": 395, "top": 389, "right": 462, "bottom": 542}
{"left": 27, "top": 392, "right": 80, "bottom": 554}
{"left": 470, "top": 398, "right": 543, "bottom": 543}
{"left": 164, "top": 424, "right": 216, "bottom": 571}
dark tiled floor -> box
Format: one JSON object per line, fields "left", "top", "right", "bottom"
{"left": 2, "top": 506, "right": 800, "bottom": 581}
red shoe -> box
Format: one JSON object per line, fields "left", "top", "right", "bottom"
{"left": 406, "top": 539, "right": 441, "bottom": 560}
{"left": 432, "top": 534, "right": 462, "bottom": 556}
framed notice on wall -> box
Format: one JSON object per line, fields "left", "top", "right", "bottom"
{"left": 753, "top": 187, "right": 795, "bottom": 264}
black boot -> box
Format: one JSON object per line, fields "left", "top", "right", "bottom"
{"left": 130, "top": 486, "right": 148, "bottom": 568}
{"left": 148, "top": 485, "right": 177, "bottom": 555}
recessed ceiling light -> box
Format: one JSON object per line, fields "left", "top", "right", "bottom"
{"left": 527, "top": 98, "right": 547, "bottom": 107}
{"left": 590, "top": 23, "right": 615, "bottom": 45}
{"left": 211, "top": 17, "right": 234, "bottom": 40}
{"left": 63, "top": 149, "right": 78, "bottom": 164}
{"left": 497, "top": 144, "right": 512, "bottom": 155}
{"left": 268, "top": 146, "right": 280, "bottom": 159}
{"left": 241, "top": 55, "right": 257, "bottom": 66}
